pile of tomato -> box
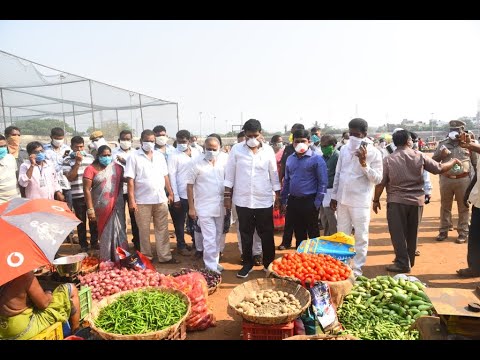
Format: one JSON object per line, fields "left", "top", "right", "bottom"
{"left": 271, "top": 253, "right": 351, "bottom": 283}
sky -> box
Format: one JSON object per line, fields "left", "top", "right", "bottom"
{"left": 1, "top": 20, "right": 480, "bottom": 135}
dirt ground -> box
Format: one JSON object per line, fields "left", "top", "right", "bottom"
{"left": 60, "top": 170, "right": 479, "bottom": 340}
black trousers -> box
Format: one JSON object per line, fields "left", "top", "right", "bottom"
{"left": 281, "top": 208, "right": 295, "bottom": 247}
{"left": 72, "top": 197, "right": 98, "bottom": 248}
{"left": 236, "top": 205, "right": 275, "bottom": 268}
{"left": 285, "top": 195, "right": 320, "bottom": 248}
{"left": 467, "top": 206, "right": 480, "bottom": 272}
{"left": 123, "top": 194, "right": 140, "bottom": 250}
{"left": 387, "top": 202, "right": 423, "bottom": 269}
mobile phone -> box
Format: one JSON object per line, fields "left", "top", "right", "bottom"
{"left": 360, "top": 141, "right": 368, "bottom": 148}
{"left": 64, "top": 150, "right": 71, "bottom": 157}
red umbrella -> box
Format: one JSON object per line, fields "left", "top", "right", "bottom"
{"left": 0, "top": 198, "right": 81, "bottom": 286}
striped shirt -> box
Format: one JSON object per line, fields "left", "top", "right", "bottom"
{"left": 0, "top": 154, "right": 21, "bottom": 203}
{"left": 380, "top": 148, "right": 442, "bottom": 206}
{"left": 63, "top": 154, "right": 95, "bottom": 199}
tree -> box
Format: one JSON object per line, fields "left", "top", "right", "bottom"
{"left": 13, "top": 118, "right": 75, "bottom": 136}
{"left": 86, "top": 120, "right": 132, "bottom": 140}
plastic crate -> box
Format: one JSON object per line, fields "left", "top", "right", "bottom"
{"left": 79, "top": 286, "right": 92, "bottom": 321}
{"left": 242, "top": 320, "right": 295, "bottom": 340}
{"left": 30, "top": 322, "right": 64, "bottom": 340}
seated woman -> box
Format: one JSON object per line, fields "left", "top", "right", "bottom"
{"left": 83, "top": 145, "right": 128, "bottom": 262}
{"left": 0, "top": 271, "right": 80, "bottom": 340}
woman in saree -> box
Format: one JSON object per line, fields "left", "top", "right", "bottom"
{"left": 83, "top": 145, "right": 128, "bottom": 262}
{"left": 0, "top": 271, "right": 80, "bottom": 339}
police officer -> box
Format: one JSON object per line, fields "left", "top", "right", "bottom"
{"left": 432, "top": 120, "right": 477, "bottom": 243}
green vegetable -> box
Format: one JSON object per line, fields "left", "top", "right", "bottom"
{"left": 94, "top": 289, "right": 188, "bottom": 335}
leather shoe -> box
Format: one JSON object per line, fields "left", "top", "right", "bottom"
{"left": 456, "top": 267, "right": 480, "bottom": 278}
{"left": 436, "top": 232, "right": 448, "bottom": 241}
{"left": 415, "top": 250, "right": 420, "bottom": 256}
{"left": 456, "top": 235, "right": 467, "bottom": 244}
{"left": 278, "top": 244, "right": 291, "bottom": 250}
{"left": 386, "top": 264, "right": 411, "bottom": 273}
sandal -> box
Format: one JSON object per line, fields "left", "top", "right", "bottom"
{"left": 456, "top": 268, "right": 480, "bottom": 278}
{"left": 159, "top": 257, "right": 180, "bottom": 264}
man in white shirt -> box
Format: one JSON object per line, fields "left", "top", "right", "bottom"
{"left": 19, "top": 141, "right": 64, "bottom": 201}
{"left": 224, "top": 119, "right": 282, "bottom": 278}
{"left": 0, "top": 135, "right": 21, "bottom": 203}
{"left": 190, "top": 135, "right": 204, "bottom": 154}
{"left": 153, "top": 125, "right": 175, "bottom": 161}
{"left": 187, "top": 137, "right": 228, "bottom": 273}
{"left": 112, "top": 129, "right": 140, "bottom": 251}
{"left": 168, "top": 129, "right": 201, "bottom": 256}
{"left": 43, "top": 127, "right": 72, "bottom": 209}
{"left": 330, "top": 118, "right": 383, "bottom": 277}
{"left": 125, "top": 129, "right": 177, "bottom": 264}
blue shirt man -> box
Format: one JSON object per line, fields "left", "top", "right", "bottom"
{"left": 281, "top": 130, "right": 328, "bottom": 247}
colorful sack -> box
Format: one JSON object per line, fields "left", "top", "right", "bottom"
{"left": 273, "top": 208, "right": 285, "bottom": 231}
{"left": 297, "top": 232, "right": 355, "bottom": 264}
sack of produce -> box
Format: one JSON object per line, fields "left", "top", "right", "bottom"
{"left": 161, "top": 272, "right": 216, "bottom": 331}
{"left": 273, "top": 208, "right": 285, "bottom": 231}
{"left": 170, "top": 268, "right": 222, "bottom": 295}
{"left": 309, "top": 282, "right": 339, "bottom": 331}
{"left": 116, "top": 247, "right": 156, "bottom": 271}
{"left": 297, "top": 232, "right": 355, "bottom": 264}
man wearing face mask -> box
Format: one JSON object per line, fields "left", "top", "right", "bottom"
{"left": 112, "top": 129, "right": 140, "bottom": 251}
{"left": 0, "top": 134, "right": 21, "bottom": 203}
{"left": 4, "top": 126, "right": 28, "bottom": 197}
{"left": 373, "top": 130, "right": 461, "bottom": 273}
{"left": 432, "top": 120, "right": 477, "bottom": 243}
{"left": 310, "top": 127, "right": 322, "bottom": 152}
{"left": 153, "top": 125, "right": 175, "bottom": 161}
{"left": 63, "top": 136, "right": 97, "bottom": 253}
{"left": 168, "top": 130, "right": 201, "bottom": 256}
{"left": 187, "top": 137, "right": 229, "bottom": 273}
{"left": 281, "top": 129, "right": 327, "bottom": 247}
{"left": 125, "top": 129, "right": 177, "bottom": 263}
{"left": 225, "top": 119, "right": 281, "bottom": 278}
{"left": 44, "top": 128, "right": 73, "bottom": 210}
{"left": 18, "top": 141, "right": 64, "bottom": 201}
{"left": 330, "top": 118, "right": 383, "bottom": 277}
{"left": 320, "top": 134, "right": 339, "bottom": 236}
{"left": 190, "top": 135, "right": 204, "bottom": 154}
{"left": 89, "top": 131, "right": 107, "bottom": 158}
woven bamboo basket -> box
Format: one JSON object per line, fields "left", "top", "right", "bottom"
{"left": 208, "top": 277, "right": 221, "bottom": 295}
{"left": 267, "top": 261, "right": 355, "bottom": 308}
{"left": 284, "top": 334, "right": 359, "bottom": 340}
{"left": 228, "top": 278, "right": 311, "bottom": 325}
{"left": 85, "top": 286, "right": 191, "bottom": 340}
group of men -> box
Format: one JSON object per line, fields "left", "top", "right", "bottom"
{"left": 1, "top": 117, "right": 478, "bottom": 280}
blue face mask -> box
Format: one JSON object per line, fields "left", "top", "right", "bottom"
{"left": 35, "top": 152, "right": 46, "bottom": 163}
{"left": 311, "top": 134, "right": 320, "bottom": 144}
{"left": 99, "top": 156, "right": 112, "bottom": 166}
{"left": 70, "top": 151, "right": 87, "bottom": 158}
{"left": 0, "top": 147, "right": 7, "bottom": 159}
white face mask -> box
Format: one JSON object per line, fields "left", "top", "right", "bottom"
{"left": 119, "top": 140, "right": 131, "bottom": 150}
{"left": 142, "top": 141, "right": 155, "bottom": 152}
{"left": 204, "top": 150, "right": 219, "bottom": 161}
{"left": 246, "top": 137, "right": 260, "bottom": 148}
{"left": 347, "top": 136, "right": 363, "bottom": 148}
{"left": 294, "top": 142, "right": 309, "bottom": 154}
{"left": 155, "top": 136, "right": 168, "bottom": 146}
{"left": 177, "top": 143, "right": 188, "bottom": 152}
{"left": 448, "top": 131, "right": 459, "bottom": 140}
{"left": 93, "top": 138, "right": 107, "bottom": 149}
{"left": 51, "top": 138, "right": 64, "bottom": 148}
{"left": 274, "top": 142, "right": 284, "bottom": 149}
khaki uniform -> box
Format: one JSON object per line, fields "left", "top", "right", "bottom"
{"left": 432, "top": 138, "right": 477, "bottom": 236}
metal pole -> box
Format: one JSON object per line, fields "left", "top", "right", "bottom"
{"left": 88, "top": 80, "right": 95, "bottom": 130}
{"left": 0, "top": 89, "right": 6, "bottom": 130}
{"left": 175, "top": 103, "right": 180, "bottom": 133}
{"left": 115, "top": 109, "right": 119, "bottom": 133}
{"left": 72, "top": 104, "right": 77, "bottom": 134}
{"left": 60, "top": 75, "right": 66, "bottom": 135}
{"left": 138, "top": 94, "right": 144, "bottom": 131}
{"left": 9, "top": 107, "right": 13, "bottom": 125}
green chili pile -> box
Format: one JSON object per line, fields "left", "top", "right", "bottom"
{"left": 94, "top": 289, "right": 188, "bottom": 335}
